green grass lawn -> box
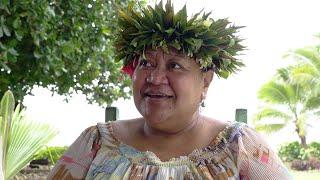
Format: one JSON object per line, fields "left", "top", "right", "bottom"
{"left": 290, "top": 170, "right": 320, "bottom": 179}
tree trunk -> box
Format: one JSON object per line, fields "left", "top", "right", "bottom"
{"left": 295, "top": 120, "right": 307, "bottom": 148}
{"left": 299, "top": 135, "right": 307, "bottom": 148}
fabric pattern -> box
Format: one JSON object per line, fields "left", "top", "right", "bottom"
{"left": 48, "top": 122, "right": 293, "bottom": 180}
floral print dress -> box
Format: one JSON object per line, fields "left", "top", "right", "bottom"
{"left": 48, "top": 122, "right": 292, "bottom": 180}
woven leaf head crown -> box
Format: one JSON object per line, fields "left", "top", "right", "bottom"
{"left": 115, "top": 0, "right": 245, "bottom": 78}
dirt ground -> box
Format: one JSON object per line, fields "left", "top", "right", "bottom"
{"left": 13, "top": 165, "right": 51, "bottom": 180}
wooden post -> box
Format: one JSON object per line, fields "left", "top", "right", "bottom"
{"left": 235, "top": 108, "right": 247, "bottom": 124}
{"left": 105, "top": 107, "right": 119, "bottom": 122}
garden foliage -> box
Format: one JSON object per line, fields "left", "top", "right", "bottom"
{"left": 0, "top": 0, "right": 145, "bottom": 105}
{"left": 278, "top": 141, "right": 320, "bottom": 171}
{"left": 33, "top": 146, "right": 68, "bottom": 165}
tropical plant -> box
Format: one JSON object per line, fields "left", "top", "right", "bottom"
{"left": 279, "top": 141, "right": 320, "bottom": 171}
{"left": 0, "top": 0, "right": 146, "bottom": 106}
{"left": 278, "top": 141, "right": 308, "bottom": 162}
{"left": 33, "top": 146, "right": 68, "bottom": 165}
{"left": 0, "top": 90, "right": 57, "bottom": 179}
{"left": 254, "top": 36, "right": 320, "bottom": 147}
{"left": 283, "top": 42, "right": 320, "bottom": 115}
{"left": 253, "top": 67, "right": 319, "bottom": 147}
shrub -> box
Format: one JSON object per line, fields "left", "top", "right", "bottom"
{"left": 308, "top": 142, "right": 320, "bottom": 159}
{"left": 33, "top": 146, "right": 68, "bottom": 165}
{"left": 278, "top": 141, "right": 307, "bottom": 162}
{"left": 279, "top": 141, "right": 320, "bottom": 162}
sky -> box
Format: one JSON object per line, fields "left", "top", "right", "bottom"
{"left": 24, "top": 0, "right": 320, "bottom": 147}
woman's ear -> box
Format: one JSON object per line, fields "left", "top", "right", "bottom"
{"left": 203, "top": 70, "right": 214, "bottom": 91}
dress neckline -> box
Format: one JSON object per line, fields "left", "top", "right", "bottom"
{"left": 104, "top": 121, "right": 235, "bottom": 165}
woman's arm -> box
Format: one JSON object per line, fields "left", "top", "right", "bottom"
{"left": 236, "top": 125, "right": 293, "bottom": 180}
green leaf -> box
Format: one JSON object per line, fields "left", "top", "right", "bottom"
{"left": 165, "top": 28, "right": 175, "bottom": 36}
{"left": 14, "top": 31, "right": 23, "bottom": 41}
{"left": 0, "top": 90, "right": 15, "bottom": 176}
{"left": 102, "top": 27, "right": 111, "bottom": 36}
{"left": 61, "top": 42, "right": 73, "bottom": 56}
{"left": 219, "top": 70, "right": 229, "bottom": 78}
{"left": 47, "top": 6, "right": 55, "bottom": 17}
{"left": 2, "top": 25, "right": 10, "bottom": 37}
{"left": 304, "top": 95, "right": 320, "bottom": 111}
{"left": 12, "top": 18, "right": 21, "bottom": 29}
{"left": 0, "top": 62, "right": 11, "bottom": 72}
{"left": 254, "top": 107, "right": 291, "bottom": 122}
{"left": 7, "top": 48, "right": 19, "bottom": 56}
{"left": 5, "top": 103, "right": 58, "bottom": 179}
{"left": 33, "top": 51, "right": 42, "bottom": 59}
{"left": 258, "top": 81, "right": 293, "bottom": 104}
{"left": 0, "top": 27, "right": 3, "bottom": 38}
{"left": 0, "top": 42, "right": 6, "bottom": 50}
{"left": 254, "top": 123, "right": 286, "bottom": 133}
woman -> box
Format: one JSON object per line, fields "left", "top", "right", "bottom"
{"left": 49, "top": 1, "right": 292, "bottom": 179}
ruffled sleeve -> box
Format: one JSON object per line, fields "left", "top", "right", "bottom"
{"left": 235, "top": 125, "right": 293, "bottom": 180}
{"left": 48, "top": 126, "right": 101, "bottom": 180}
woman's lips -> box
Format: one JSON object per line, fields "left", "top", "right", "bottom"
{"left": 143, "top": 91, "right": 174, "bottom": 102}
{"left": 144, "top": 92, "right": 174, "bottom": 99}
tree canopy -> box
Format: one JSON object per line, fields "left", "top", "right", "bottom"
{"left": 0, "top": 0, "right": 145, "bottom": 105}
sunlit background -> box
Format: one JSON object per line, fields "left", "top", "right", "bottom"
{"left": 24, "top": 0, "right": 320, "bottom": 148}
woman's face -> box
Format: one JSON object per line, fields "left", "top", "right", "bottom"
{"left": 132, "top": 48, "right": 212, "bottom": 128}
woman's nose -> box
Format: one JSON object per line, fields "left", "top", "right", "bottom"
{"left": 146, "top": 68, "right": 169, "bottom": 85}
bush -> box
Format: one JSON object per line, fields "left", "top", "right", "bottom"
{"left": 33, "top": 146, "right": 68, "bottom": 165}
{"left": 309, "top": 142, "right": 320, "bottom": 159}
{"left": 278, "top": 141, "right": 307, "bottom": 162}
{"left": 278, "top": 141, "right": 320, "bottom": 162}
{"left": 279, "top": 141, "right": 320, "bottom": 171}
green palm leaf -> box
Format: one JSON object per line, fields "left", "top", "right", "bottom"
{"left": 254, "top": 123, "right": 286, "bottom": 133}
{"left": 6, "top": 105, "right": 58, "bottom": 179}
{"left": 290, "top": 64, "right": 318, "bottom": 84}
{"left": 254, "top": 107, "right": 292, "bottom": 122}
{"left": 0, "top": 91, "right": 58, "bottom": 179}
{"left": 0, "top": 91, "right": 14, "bottom": 178}
{"left": 258, "top": 81, "right": 294, "bottom": 105}
{"left": 303, "top": 95, "right": 320, "bottom": 112}
{"left": 294, "top": 47, "right": 320, "bottom": 72}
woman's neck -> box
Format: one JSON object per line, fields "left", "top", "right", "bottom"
{"left": 141, "top": 112, "right": 204, "bottom": 139}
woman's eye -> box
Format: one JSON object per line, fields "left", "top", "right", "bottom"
{"left": 168, "top": 63, "right": 182, "bottom": 69}
{"left": 139, "top": 59, "right": 152, "bottom": 67}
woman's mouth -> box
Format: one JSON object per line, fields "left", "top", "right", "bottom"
{"left": 144, "top": 92, "right": 174, "bottom": 99}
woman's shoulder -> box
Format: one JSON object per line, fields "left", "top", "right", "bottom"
{"left": 203, "top": 118, "right": 260, "bottom": 147}
{"left": 95, "top": 118, "right": 143, "bottom": 145}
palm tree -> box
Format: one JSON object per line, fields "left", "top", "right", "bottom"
{"left": 284, "top": 45, "right": 320, "bottom": 115}
{"left": 254, "top": 67, "right": 319, "bottom": 148}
